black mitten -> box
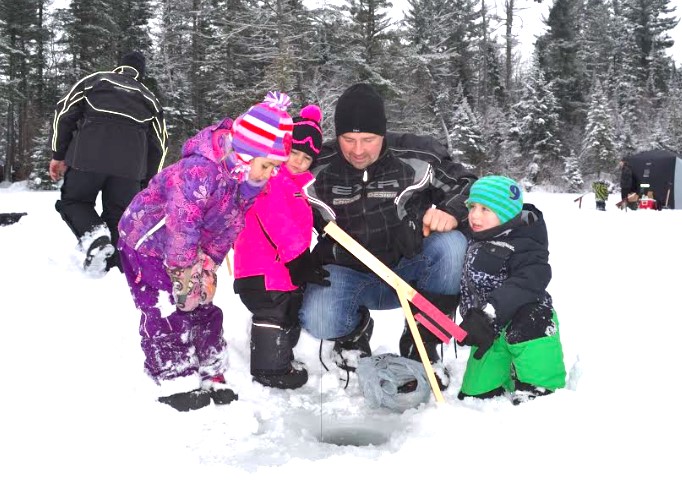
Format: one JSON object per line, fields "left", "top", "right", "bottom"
{"left": 460, "top": 308, "right": 497, "bottom": 359}
{"left": 286, "top": 249, "right": 331, "bottom": 287}
{"left": 395, "top": 218, "right": 423, "bottom": 259}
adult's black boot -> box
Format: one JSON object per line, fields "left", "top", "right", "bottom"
{"left": 331, "top": 306, "right": 373, "bottom": 372}
{"left": 83, "top": 235, "right": 115, "bottom": 275}
{"left": 399, "top": 291, "right": 460, "bottom": 390}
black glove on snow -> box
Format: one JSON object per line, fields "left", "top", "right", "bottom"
{"left": 460, "top": 308, "right": 497, "bottom": 359}
{"left": 395, "top": 218, "right": 424, "bottom": 259}
{"left": 286, "top": 249, "right": 331, "bottom": 287}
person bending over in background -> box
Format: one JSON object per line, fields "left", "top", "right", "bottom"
{"left": 49, "top": 52, "right": 167, "bottom": 274}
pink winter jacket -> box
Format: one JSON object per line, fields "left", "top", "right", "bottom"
{"left": 233, "top": 165, "right": 315, "bottom": 291}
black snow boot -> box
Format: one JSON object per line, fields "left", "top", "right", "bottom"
{"left": 83, "top": 235, "right": 115, "bottom": 274}
{"left": 510, "top": 380, "right": 553, "bottom": 406}
{"left": 331, "top": 307, "right": 374, "bottom": 372}
{"left": 399, "top": 291, "right": 460, "bottom": 390}
{"left": 201, "top": 375, "right": 238, "bottom": 405}
{"left": 251, "top": 321, "right": 308, "bottom": 389}
{"left": 158, "top": 389, "right": 211, "bottom": 412}
{"left": 253, "top": 363, "right": 308, "bottom": 390}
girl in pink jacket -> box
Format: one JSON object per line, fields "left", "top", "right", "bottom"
{"left": 233, "top": 105, "right": 328, "bottom": 389}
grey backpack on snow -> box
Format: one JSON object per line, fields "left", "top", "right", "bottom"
{"left": 356, "top": 353, "right": 431, "bottom": 412}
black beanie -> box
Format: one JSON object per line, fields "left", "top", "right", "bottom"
{"left": 120, "top": 51, "right": 146, "bottom": 79}
{"left": 334, "top": 83, "right": 387, "bottom": 137}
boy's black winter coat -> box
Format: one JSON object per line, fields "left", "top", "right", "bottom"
{"left": 460, "top": 203, "right": 554, "bottom": 340}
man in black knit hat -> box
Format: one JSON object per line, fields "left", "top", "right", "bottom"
{"left": 301, "top": 83, "right": 477, "bottom": 388}
{"left": 49, "top": 52, "right": 167, "bottom": 275}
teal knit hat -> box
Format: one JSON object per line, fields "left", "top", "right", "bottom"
{"left": 466, "top": 175, "right": 523, "bottom": 224}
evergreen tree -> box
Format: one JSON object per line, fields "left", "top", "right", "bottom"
{"left": 112, "top": 0, "right": 153, "bottom": 60}
{"left": 402, "top": 0, "right": 461, "bottom": 143}
{"left": 580, "top": 80, "right": 617, "bottom": 179}
{"left": 562, "top": 150, "right": 584, "bottom": 191}
{"left": 0, "top": 0, "right": 43, "bottom": 181}
{"left": 510, "top": 61, "right": 563, "bottom": 185}
{"left": 621, "top": 0, "right": 677, "bottom": 91}
{"left": 347, "top": 0, "right": 392, "bottom": 74}
{"left": 535, "top": 0, "right": 585, "bottom": 133}
{"left": 65, "top": 0, "right": 118, "bottom": 75}
{"left": 450, "top": 89, "right": 487, "bottom": 168}
{"left": 577, "top": 0, "right": 615, "bottom": 86}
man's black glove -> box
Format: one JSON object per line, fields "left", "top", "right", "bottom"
{"left": 286, "top": 249, "right": 331, "bottom": 287}
{"left": 395, "top": 218, "right": 424, "bottom": 259}
{"left": 459, "top": 308, "right": 497, "bottom": 359}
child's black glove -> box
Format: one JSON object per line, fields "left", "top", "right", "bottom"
{"left": 395, "top": 218, "right": 424, "bottom": 259}
{"left": 286, "top": 249, "right": 331, "bottom": 287}
{"left": 460, "top": 308, "right": 497, "bottom": 359}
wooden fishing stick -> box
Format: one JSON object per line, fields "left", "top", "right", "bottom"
{"left": 323, "top": 220, "right": 467, "bottom": 402}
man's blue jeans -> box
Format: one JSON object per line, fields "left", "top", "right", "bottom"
{"left": 299, "top": 230, "right": 468, "bottom": 340}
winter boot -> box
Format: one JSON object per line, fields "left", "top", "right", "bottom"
{"left": 509, "top": 380, "right": 553, "bottom": 406}
{"left": 331, "top": 307, "right": 374, "bottom": 372}
{"left": 399, "top": 324, "right": 450, "bottom": 390}
{"left": 251, "top": 321, "right": 308, "bottom": 389}
{"left": 399, "top": 291, "right": 460, "bottom": 390}
{"left": 158, "top": 389, "right": 211, "bottom": 412}
{"left": 252, "top": 361, "right": 308, "bottom": 390}
{"left": 457, "top": 387, "right": 506, "bottom": 401}
{"left": 201, "top": 375, "right": 238, "bottom": 405}
{"left": 83, "top": 235, "right": 115, "bottom": 275}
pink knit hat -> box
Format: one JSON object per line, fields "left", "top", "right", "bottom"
{"left": 231, "top": 91, "right": 294, "bottom": 164}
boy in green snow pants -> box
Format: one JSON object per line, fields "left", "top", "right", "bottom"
{"left": 456, "top": 175, "right": 566, "bottom": 404}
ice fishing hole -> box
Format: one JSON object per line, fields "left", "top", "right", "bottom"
{"left": 318, "top": 426, "right": 390, "bottom": 447}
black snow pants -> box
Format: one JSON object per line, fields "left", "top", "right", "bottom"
{"left": 234, "top": 276, "right": 303, "bottom": 375}
{"left": 55, "top": 167, "right": 140, "bottom": 248}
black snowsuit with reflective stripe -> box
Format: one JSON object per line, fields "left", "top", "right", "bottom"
{"left": 51, "top": 66, "right": 167, "bottom": 183}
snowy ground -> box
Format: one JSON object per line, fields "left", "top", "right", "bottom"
{"left": 1, "top": 183, "right": 680, "bottom": 485}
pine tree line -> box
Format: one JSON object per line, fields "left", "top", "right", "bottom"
{"left": 0, "top": 0, "right": 679, "bottom": 190}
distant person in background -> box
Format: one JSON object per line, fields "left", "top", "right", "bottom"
{"left": 233, "top": 104, "right": 328, "bottom": 391}
{"left": 616, "top": 159, "right": 639, "bottom": 210}
{"left": 49, "top": 52, "right": 167, "bottom": 274}
{"left": 592, "top": 180, "right": 608, "bottom": 211}
{"left": 457, "top": 175, "right": 566, "bottom": 405}
{"left": 117, "top": 92, "right": 294, "bottom": 412}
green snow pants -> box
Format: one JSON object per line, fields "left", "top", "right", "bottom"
{"left": 459, "top": 310, "right": 566, "bottom": 396}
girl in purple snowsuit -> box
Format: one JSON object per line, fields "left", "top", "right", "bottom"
{"left": 233, "top": 105, "right": 329, "bottom": 390}
{"left": 118, "top": 92, "right": 294, "bottom": 412}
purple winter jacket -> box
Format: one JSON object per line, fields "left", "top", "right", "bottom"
{"left": 118, "top": 118, "right": 263, "bottom": 268}
{"left": 233, "top": 164, "right": 315, "bottom": 291}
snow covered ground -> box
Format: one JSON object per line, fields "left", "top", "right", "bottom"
{"left": 1, "top": 183, "right": 680, "bottom": 485}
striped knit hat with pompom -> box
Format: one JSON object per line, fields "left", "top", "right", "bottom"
{"left": 292, "top": 104, "right": 323, "bottom": 161}
{"left": 231, "top": 91, "right": 294, "bottom": 164}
